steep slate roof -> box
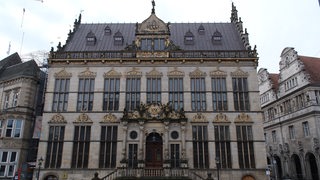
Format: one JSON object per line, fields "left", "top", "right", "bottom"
{"left": 0, "top": 60, "right": 39, "bottom": 81}
{"left": 63, "top": 22, "right": 245, "bottom": 52}
{"left": 0, "top": 52, "right": 22, "bottom": 73}
{"left": 269, "top": 73, "right": 279, "bottom": 91}
{"left": 299, "top": 55, "right": 320, "bottom": 84}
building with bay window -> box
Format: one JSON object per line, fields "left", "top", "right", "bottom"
{"left": 37, "top": 2, "right": 267, "bottom": 180}
{"left": 259, "top": 47, "right": 320, "bottom": 180}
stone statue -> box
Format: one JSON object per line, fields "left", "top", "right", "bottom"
{"left": 92, "top": 172, "right": 101, "bottom": 180}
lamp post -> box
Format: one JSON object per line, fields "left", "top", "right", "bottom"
{"left": 215, "top": 157, "right": 220, "bottom": 180}
{"left": 37, "top": 157, "right": 43, "bottom": 180}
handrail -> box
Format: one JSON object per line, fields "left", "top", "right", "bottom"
{"left": 101, "top": 169, "right": 118, "bottom": 180}
{"left": 190, "top": 171, "right": 207, "bottom": 180}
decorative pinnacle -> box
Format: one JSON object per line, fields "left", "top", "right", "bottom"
{"left": 151, "top": 0, "right": 155, "bottom": 14}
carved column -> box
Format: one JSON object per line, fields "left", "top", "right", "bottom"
{"left": 121, "top": 122, "right": 128, "bottom": 167}
{"left": 138, "top": 121, "right": 145, "bottom": 168}
{"left": 180, "top": 122, "right": 188, "bottom": 169}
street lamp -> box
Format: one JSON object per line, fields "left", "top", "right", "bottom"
{"left": 37, "top": 157, "right": 43, "bottom": 180}
{"left": 215, "top": 157, "right": 220, "bottom": 180}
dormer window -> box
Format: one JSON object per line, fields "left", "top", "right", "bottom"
{"left": 184, "top": 30, "right": 194, "bottom": 45}
{"left": 212, "top": 30, "right": 222, "bottom": 44}
{"left": 198, "top": 24, "right": 205, "bottom": 35}
{"left": 114, "top": 31, "right": 124, "bottom": 45}
{"left": 86, "top": 31, "right": 96, "bottom": 46}
{"left": 104, "top": 26, "right": 111, "bottom": 35}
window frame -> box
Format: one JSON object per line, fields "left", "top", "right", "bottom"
{"left": 190, "top": 77, "right": 206, "bottom": 111}
{"left": 5, "top": 119, "right": 23, "bottom": 138}
{"left": 45, "top": 125, "right": 65, "bottom": 168}
{"left": 52, "top": 78, "right": 70, "bottom": 112}
{"left": 168, "top": 77, "right": 184, "bottom": 111}
{"left": 125, "top": 78, "right": 141, "bottom": 111}
{"left": 103, "top": 78, "right": 120, "bottom": 111}
{"left": 77, "top": 78, "right": 95, "bottom": 112}
{"left": 192, "top": 125, "right": 209, "bottom": 169}
{"left": 211, "top": 77, "right": 228, "bottom": 111}
{"left": 99, "top": 125, "right": 118, "bottom": 168}
{"left": 302, "top": 121, "right": 310, "bottom": 137}
{"left": 146, "top": 77, "right": 161, "bottom": 104}
{"left": 0, "top": 151, "right": 18, "bottom": 177}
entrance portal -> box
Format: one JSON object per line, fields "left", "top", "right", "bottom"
{"left": 146, "top": 132, "right": 163, "bottom": 168}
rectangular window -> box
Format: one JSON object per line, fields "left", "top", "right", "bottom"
{"left": 141, "top": 39, "right": 152, "bottom": 51}
{"left": 52, "top": 79, "right": 70, "bottom": 112}
{"left": 99, "top": 126, "right": 118, "bottom": 168}
{"left": 45, "top": 126, "right": 65, "bottom": 168}
{"left": 212, "top": 77, "right": 228, "bottom": 111}
{"left": 191, "top": 78, "right": 206, "bottom": 111}
{"left": 147, "top": 78, "right": 161, "bottom": 104}
{"left": 302, "top": 121, "right": 310, "bottom": 137}
{"left": 272, "top": 130, "right": 277, "bottom": 142}
{"left": 236, "top": 125, "right": 255, "bottom": 169}
{"left": 5, "top": 119, "right": 22, "bottom": 138}
{"left": 169, "top": 78, "right": 184, "bottom": 111}
{"left": 103, "top": 78, "right": 120, "bottom": 111}
{"left": 128, "top": 144, "right": 138, "bottom": 168}
{"left": 0, "top": 151, "right": 17, "bottom": 177}
{"left": 0, "top": 121, "right": 3, "bottom": 137}
{"left": 289, "top": 125, "right": 295, "bottom": 140}
{"left": 214, "top": 126, "right": 231, "bottom": 168}
{"left": 71, "top": 126, "right": 91, "bottom": 168}
{"left": 12, "top": 90, "right": 19, "bottom": 108}
{"left": 192, "top": 126, "right": 209, "bottom": 169}
{"left": 232, "top": 78, "right": 250, "bottom": 111}
{"left": 77, "top": 78, "right": 95, "bottom": 111}
{"left": 170, "top": 144, "right": 180, "bottom": 168}
{"left": 4, "top": 93, "right": 9, "bottom": 110}
{"left": 125, "top": 78, "right": 141, "bottom": 111}
{"left": 154, "top": 38, "right": 165, "bottom": 51}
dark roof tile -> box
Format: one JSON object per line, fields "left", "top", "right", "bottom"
{"left": 299, "top": 55, "right": 320, "bottom": 84}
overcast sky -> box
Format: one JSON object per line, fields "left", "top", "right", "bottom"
{"left": 0, "top": 0, "right": 319, "bottom": 72}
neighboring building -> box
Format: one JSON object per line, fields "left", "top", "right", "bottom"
{"left": 38, "top": 2, "right": 267, "bottom": 180}
{"left": 0, "top": 52, "right": 44, "bottom": 179}
{"left": 258, "top": 47, "right": 320, "bottom": 180}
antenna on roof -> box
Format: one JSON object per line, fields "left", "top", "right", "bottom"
{"left": 7, "top": 42, "right": 11, "bottom": 55}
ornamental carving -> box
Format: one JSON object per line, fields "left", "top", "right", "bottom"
{"left": 313, "top": 138, "right": 319, "bottom": 152}
{"left": 49, "top": 113, "right": 67, "bottom": 124}
{"left": 213, "top": 113, "right": 229, "bottom": 123}
{"left": 122, "top": 103, "right": 186, "bottom": 121}
{"left": 102, "top": 113, "right": 118, "bottom": 123}
{"left": 297, "top": 141, "right": 303, "bottom": 152}
{"left": 231, "top": 68, "right": 248, "bottom": 77}
{"left": 146, "top": 68, "right": 163, "bottom": 77}
{"left": 168, "top": 67, "right": 184, "bottom": 77}
{"left": 189, "top": 68, "right": 206, "bottom": 77}
{"left": 126, "top": 68, "right": 142, "bottom": 77}
{"left": 74, "top": 113, "right": 92, "bottom": 123}
{"left": 54, "top": 68, "right": 72, "bottom": 78}
{"left": 234, "top": 113, "right": 252, "bottom": 123}
{"left": 78, "top": 68, "right": 96, "bottom": 78}
{"left": 104, "top": 68, "right": 122, "bottom": 78}
{"left": 192, "top": 113, "right": 207, "bottom": 122}
{"left": 210, "top": 69, "right": 227, "bottom": 77}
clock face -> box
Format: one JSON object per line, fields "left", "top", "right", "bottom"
{"left": 171, "top": 131, "right": 179, "bottom": 139}
{"left": 130, "top": 131, "right": 138, "bottom": 139}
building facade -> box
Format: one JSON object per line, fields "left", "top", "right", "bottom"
{"left": 0, "top": 53, "right": 43, "bottom": 179}
{"left": 38, "top": 2, "right": 267, "bottom": 180}
{"left": 259, "top": 47, "right": 320, "bottom": 180}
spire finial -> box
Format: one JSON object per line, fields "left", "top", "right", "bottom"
{"left": 151, "top": 0, "right": 155, "bottom": 14}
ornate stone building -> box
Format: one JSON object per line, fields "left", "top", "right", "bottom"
{"left": 0, "top": 52, "right": 43, "bottom": 179}
{"left": 37, "top": 2, "right": 267, "bottom": 180}
{"left": 259, "top": 47, "right": 320, "bottom": 180}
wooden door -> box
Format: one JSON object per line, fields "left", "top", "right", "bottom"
{"left": 145, "top": 132, "right": 163, "bottom": 168}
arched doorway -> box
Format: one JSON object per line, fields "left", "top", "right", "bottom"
{"left": 306, "top": 153, "right": 319, "bottom": 180}
{"left": 242, "top": 175, "right": 255, "bottom": 180}
{"left": 291, "top": 154, "right": 303, "bottom": 179}
{"left": 146, "top": 132, "right": 163, "bottom": 168}
{"left": 274, "top": 155, "right": 283, "bottom": 179}
{"left": 44, "top": 175, "right": 58, "bottom": 180}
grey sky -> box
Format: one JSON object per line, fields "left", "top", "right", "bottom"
{"left": 0, "top": 0, "right": 319, "bottom": 72}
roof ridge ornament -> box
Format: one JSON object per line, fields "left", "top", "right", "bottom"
{"left": 151, "top": 0, "right": 156, "bottom": 14}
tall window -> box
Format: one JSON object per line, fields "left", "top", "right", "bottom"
{"left": 192, "top": 126, "right": 209, "bottom": 168}
{"left": 289, "top": 125, "right": 295, "bottom": 140}
{"left": 52, "top": 79, "right": 70, "bottom": 112}
{"left": 141, "top": 38, "right": 165, "bottom": 51}
{"left": 99, "top": 126, "right": 118, "bottom": 168}
{"left": 128, "top": 144, "right": 138, "bottom": 168}
{"left": 169, "top": 78, "right": 184, "bottom": 111}
{"left": 147, "top": 78, "right": 161, "bottom": 104}
{"left": 5, "top": 119, "right": 22, "bottom": 138}
{"left": 236, "top": 125, "right": 255, "bottom": 169}
{"left": 0, "top": 151, "right": 17, "bottom": 177}
{"left": 214, "top": 126, "right": 231, "bottom": 168}
{"left": 77, "top": 78, "right": 95, "bottom": 111}
{"left": 191, "top": 78, "right": 206, "bottom": 111}
{"left": 272, "top": 130, "right": 277, "bottom": 142}
{"left": 45, "top": 126, "right": 65, "bottom": 168}
{"left": 170, "top": 144, "right": 180, "bottom": 168}
{"left": 71, "top": 126, "right": 91, "bottom": 168}
{"left": 0, "top": 121, "right": 3, "bottom": 137}
{"left": 212, "top": 77, "right": 227, "bottom": 111}
{"left": 3, "top": 93, "right": 9, "bottom": 110}
{"left": 11, "top": 90, "right": 19, "bottom": 107}
{"left": 232, "top": 78, "right": 250, "bottom": 111}
{"left": 125, "top": 78, "right": 141, "bottom": 111}
{"left": 103, "top": 78, "right": 120, "bottom": 111}
{"left": 302, "top": 121, "right": 310, "bottom": 137}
